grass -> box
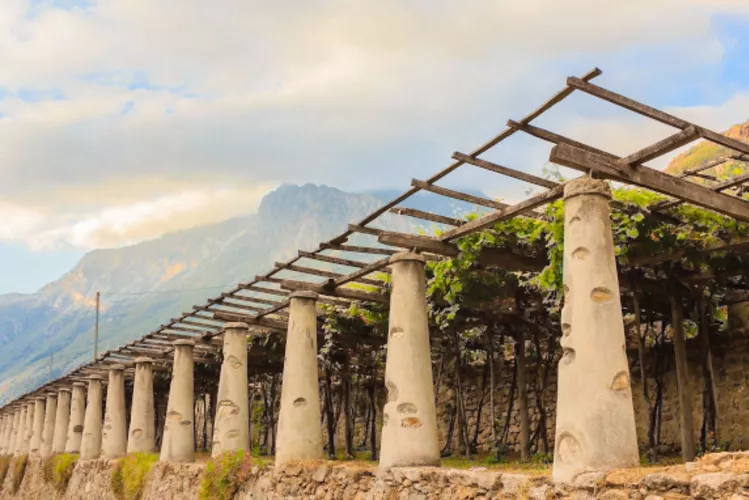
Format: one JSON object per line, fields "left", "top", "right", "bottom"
{"left": 42, "top": 453, "right": 79, "bottom": 494}
{"left": 110, "top": 453, "right": 159, "bottom": 500}
{"left": 199, "top": 450, "right": 253, "bottom": 500}
{"left": 10, "top": 455, "right": 28, "bottom": 494}
{"left": 0, "top": 455, "right": 10, "bottom": 488}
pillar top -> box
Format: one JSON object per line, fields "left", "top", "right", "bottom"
{"left": 563, "top": 176, "right": 611, "bottom": 201}
{"left": 173, "top": 339, "right": 195, "bottom": 347}
{"left": 58, "top": 387, "right": 72, "bottom": 393}
{"left": 290, "top": 290, "right": 318, "bottom": 301}
{"left": 225, "top": 322, "right": 249, "bottom": 330}
{"left": 34, "top": 395, "right": 46, "bottom": 401}
{"left": 134, "top": 356, "right": 154, "bottom": 365}
{"left": 73, "top": 382, "right": 86, "bottom": 388}
{"left": 389, "top": 252, "right": 426, "bottom": 265}
{"left": 108, "top": 364, "right": 126, "bottom": 372}
{"left": 88, "top": 374, "right": 103, "bottom": 381}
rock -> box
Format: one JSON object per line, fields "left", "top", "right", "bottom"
{"left": 685, "top": 462, "right": 698, "bottom": 473}
{"left": 599, "top": 490, "right": 630, "bottom": 500}
{"left": 690, "top": 473, "right": 737, "bottom": 499}
{"left": 313, "top": 465, "right": 330, "bottom": 483}
{"left": 283, "top": 464, "right": 302, "bottom": 477}
{"left": 501, "top": 473, "right": 530, "bottom": 497}
{"left": 642, "top": 473, "right": 691, "bottom": 493}
{"left": 574, "top": 471, "right": 605, "bottom": 489}
{"left": 402, "top": 468, "right": 422, "bottom": 482}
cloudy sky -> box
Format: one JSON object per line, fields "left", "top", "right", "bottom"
{"left": 1, "top": 0, "right": 749, "bottom": 293}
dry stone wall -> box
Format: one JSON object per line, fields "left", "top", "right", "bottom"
{"left": 1, "top": 452, "right": 748, "bottom": 499}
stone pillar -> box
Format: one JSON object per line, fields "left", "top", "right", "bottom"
{"left": 212, "top": 322, "right": 249, "bottom": 457}
{"left": 41, "top": 393, "right": 57, "bottom": 458}
{"left": 276, "top": 291, "right": 324, "bottom": 467}
{"left": 102, "top": 365, "right": 127, "bottom": 459}
{"left": 21, "top": 401, "right": 34, "bottom": 454}
{"left": 379, "top": 252, "right": 440, "bottom": 469}
{"left": 30, "top": 397, "right": 45, "bottom": 455}
{"left": 128, "top": 357, "right": 156, "bottom": 454}
{"left": 53, "top": 388, "right": 72, "bottom": 454}
{"left": 0, "top": 413, "right": 8, "bottom": 454}
{"left": 80, "top": 375, "right": 103, "bottom": 460}
{"left": 65, "top": 382, "right": 86, "bottom": 453}
{"left": 160, "top": 340, "right": 195, "bottom": 462}
{"left": 552, "top": 178, "right": 638, "bottom": 482}
{"left": 9, "top": 406, "right": 22, "bottom": 455}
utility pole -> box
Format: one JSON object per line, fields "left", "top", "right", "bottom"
{"left": 94, "top": 291, "right": 100, "bottom": 361}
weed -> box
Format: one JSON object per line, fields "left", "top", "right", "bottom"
{"left": 0, "top": 455, "right": 10, "bottom": 487}
{"left": 10, "top": 455, "right": 28, "bottom": 494}
{"left": 42, "top": 453, "right": 79, "bottom": 493}
{"left": 110, "top": 453, "right": 159, "bottom": 500}
{"left": 199, "top": 450, "right": 253, "bottom": 500}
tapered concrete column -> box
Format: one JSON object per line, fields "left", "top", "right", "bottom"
{"left": 9, "top": 406, "right": 22, "bottom": 455}
{"left": 80, "top": 375, "right": 103, "bottom": 460}
{"left": 39, "top": 393, "right": 57, "bottom": 458}
{"left": 160, "top": 340, "right": 195, "bottom": 462}
{"left": 21, "top": 401, "right": 33, "bottom": 453}
{"left": 30, "top": 397, "right": 45, "bottom": 455}
{"left": 0, "top": 414, "right": 8, "bottom": 454}
{"left": 53, "top": 388, "right": 72, "bottom": 454}
{"left": 102, "top": 364, "right": 127, "bottom": 458}
{"left": 276, "top": 291, "right": 324, "bottom": 467}
{"left": 212, "top": 322, "right": 249, "bottom": 457}
{"left": 65, "top": 383, "right": 86, "bottom": 453}
{"left": 552, "top": 178, "right": 638, "bottom": 483}
{"left": 128, "top": 357, "right": 155, "bottom": 454}
{"left": 379, "top": 252, "right": 440, "bottom": 469}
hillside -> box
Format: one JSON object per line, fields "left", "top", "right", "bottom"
{"left": 664, "top": 120, "right": 749, "bottom": 178}
{"left": 0, "top": 183, "right": 482, "bottom": 404}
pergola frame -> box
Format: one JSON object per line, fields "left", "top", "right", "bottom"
{"left": 3, "top": 66, "right": 749, "bottom": 418}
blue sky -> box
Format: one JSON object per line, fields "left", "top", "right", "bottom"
{"left": 1, "top": 0, "right": 749, "bottom": 294}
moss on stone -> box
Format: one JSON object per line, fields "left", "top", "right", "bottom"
{"left": 10, "top": 454, "right": 28, "bottom": 494}
{"left": 42, "top": 453, "right": 79, "bottom": 493}
{"left": 0, "top": 455, "right": 10, "bottom": 487}
{"left": 199, "top": 450, "right": 253, "bottom": 500}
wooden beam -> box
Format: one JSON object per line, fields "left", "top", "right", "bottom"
{"left": 568, "top": 77, "right": 749, "bottom": 156}
{"left": 275, "top": 262, "right": 385, "bottom": 287}
{"left": 411, "top": 179, "right": 506, "bottom": 210}
{"left": 347, "top": 224, "right": 383, "bottom": 237}
{"left": 378, "top": 230, "right": 458, "bottom": 256}
{"left": 173, "top": 319, "right": 221, "bottom": 330}
{"left": 390, "top": 207, "right": 464, "bottom": 227}
{"left": 453, "top": 152, "right": 558, "bottom": 189}
{"left": 333, "top": 258, "right": 391, "bottom": 287}
{"left": 237, "top": 284, "right": 289, "bottom": 297}
{"left": 618, "top": 126, "right": 699, "bottom": 166}
{"left": 319, "top": 243, "right": 396, "bottom": 256}
{"left": 298, "top": 250, "right": 387, "bottom": 271}
{"left": 279, "top": 279, "right": 389, "bottom": 303}
{"left": 549, "top": 143, "right": 749, "bottom": 221}
{"left": 655, "top": 171, "right": 749, "bottom": 211}
{"left": 220, "top": 294, "right": 283, "bottom": 307}
{"left": 678, "top": 154, "right": 747, "bottom": 179}
{"left": 211, "top": 311, "right": 288, "bottom": 331}
{"left": 440, "top": 185, "right": 566, "bottom": 241}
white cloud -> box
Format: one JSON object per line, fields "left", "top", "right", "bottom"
{"left": 0, "top": 0, "right": 748, "bottom": 250}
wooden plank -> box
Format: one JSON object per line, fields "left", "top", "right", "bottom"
{"left": 279, "top": 279, "right": 388, "bottom": 303}
{"left": 378, "top": 230, "right": 458, "bottom": 257}
{"left": 549, "top": 143, "right": 749, "bottom": 221}
{"left": 440, "top": 185, "right": 566, "bottom": 241}
{"left": 411, "top": 179, "right": 507, "bottom": 210}
{"left": 347, "top": 224, "right": 383, "bottom": 237}
{"left": 453, "top": 152, "right": 558, "bottom": 189}
{"left": 319, "top": 243, "right": 396, "bottom": 256}
{"left": 275, "top": 262, "right": 385, "bottom": 287}
{"left": 174, "top": 319, "right": 221, "bottom": 330}
{"left": 618, "top": 126, "right": 699, "bottom": 166}
{"left": 211, "top": 311, "right": 288, "bottom": 331}
{"left": 678, "top": 154, "right": 746, "bottom": 179}
{"left": 333, "top": 258, "right": 391, "bottom": 287}
{"left": 237, "top": 284, "right": 289, "bottom": 297}
{"left": 298, "top": 250, "right": 377, "bottom": 270}
{"left": 568, "top": 77, "right": 749, "bottom": 156}
{"left": 390, "top": 207, "right": 464, "bottom": 227}
{"left": 220, "top": 294, "right": 283, "bottom": 307}
{"left": 161, "top": 324, "right": 213, "bottom": 335}
{"left": 655, "top": 171, "right": 749, "bottom": 211}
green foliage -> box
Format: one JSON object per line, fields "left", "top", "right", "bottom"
{"left": 199, "top": 450, "right": 254, "bottom": 500}
{"left": 110, "top": 453, "right": 158, "bottom": 500}
{"left": 10, "top": 454, "right": 28, "bottom": 494}
{"left": 42, "top": 453, "right": 79, "bottom": 494}
{"left": 0, "top": 455, "right": 10, "bottom": 488}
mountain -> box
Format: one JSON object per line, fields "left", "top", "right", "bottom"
{"left": 0, "top": 183, "right": 486, "bottom": 404}
{"left": 664, "top": 120, "right": 749, "bottom": 178}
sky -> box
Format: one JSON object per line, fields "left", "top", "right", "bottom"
{"left": 1, "top": 0, "right": 749, "bottom": 293}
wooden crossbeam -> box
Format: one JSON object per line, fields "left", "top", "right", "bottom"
{"left": 453, "top": 152, "right": 558, "bottom": 189}
{"left": 440, "top": 185, "right": 566, "bottom": 241}
{"left": 567, "top": 77, "right": 749, "bottom": 156}
{"left": 678, "top": 154, "right": 748, "bottom": 179}
{"left": 174, "top": 319, "right": 221, "bottom": 330}
{"left": 618, "top": 126, "right": 700, "bottom": 166}
{"left": 298, "top": 250, "right": 386, "bottom": 271}
{"left": 411, "top": 179, "right": 506, "bottom": 210}
{"left": 333, "top": 258, "right": 390, "bottom": 287}
{"left": 319, "top": 243, "right": 397, "bottom": 256}
{"left": 549, "top": 143, "right": 749, "bottom": 221}
{"left": 237, "top": 285, "right": 289, "bottom": 297}
{"left": 655, "top": 171, "right": 749, "bottom": 211}
{"left": 211, "top": 311, "right": 288, "bottom": 331}
{"left": 275, "top": 262, "right": 384, "bottom": 287}
{"left": 279, "top": 279, "right": 389, "bottom": 303}
{"left": 221, "top": 294, "right": 283, "bottom": 307}
{"left": 347, "top": 224, "right": 383, "bottom": 237}
{"left": 390, "top": 207, "right": 464, "bottom": 227}
{"left": 628, "top": 235, "right": 749, "bottom": 266}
